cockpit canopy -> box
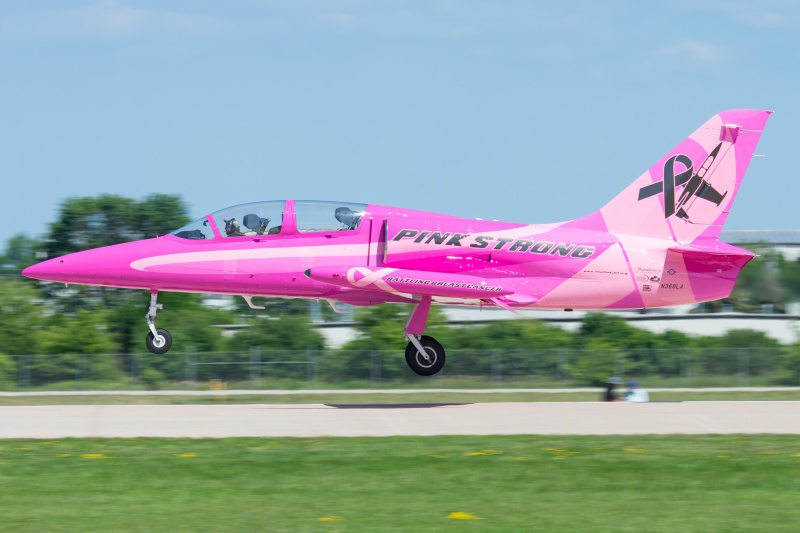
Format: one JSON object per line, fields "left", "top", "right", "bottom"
{"left": 170, "top": 200, "right": 367, "bottom": 240}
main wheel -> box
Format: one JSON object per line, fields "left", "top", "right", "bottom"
{"left": 405, "top": 336, "right": 446, "bottom": 376}
{"left": 145, "top": 328, "right": 173, "bottom": 355}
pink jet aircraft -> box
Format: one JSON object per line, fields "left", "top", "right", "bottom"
{"left": 23, "top": 109, "right": 771, "bottom": 376}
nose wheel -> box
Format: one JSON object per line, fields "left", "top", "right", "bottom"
{"left": 145, "top": 290, "right": 172, "bottom": 354}
{"left": 146, "top": 328, "right": 172, "bottom": 355}
{"left": 405, "top": 335, "right": 445, "bottom": 376}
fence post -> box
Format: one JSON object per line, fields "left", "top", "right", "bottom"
{"left": 78, "top": 354, "right": 86, "bottom": 391}
{"left": 614, "top": 351, "right": 625, "bottom": 383}
{"left": 556, "top": 349, "right": 566, "bottom": 382}
{"left": 250, "top": 347, "right": 260, "bottom": 390}
{"left": 19, "top": 355, "right": 30, "bottom": 391}
{"left": 307, "top": 346, "right": 318, "bottom": 389}
{"left": 739, "top": 348, "right": 749, "bottom": 386}
{"left": 491, "top": 350, "right": 502, "bottom": 386}
{"left": 370, "top": 351, "right": 381, "bottom": 388}
{"left": 131, "top": 353, "right": 138, "bottom": 388}
{"left": 680, "top": 350, "right": 687, "bottom": 387}
{"left": 186, "top": 347, "right": 197, "bottom": 390}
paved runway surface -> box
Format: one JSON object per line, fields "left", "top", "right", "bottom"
{"left": 1, "top": 402, "right": 799, "bottom": 438}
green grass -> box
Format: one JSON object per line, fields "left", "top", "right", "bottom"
{"left": 1, "top": 436, "right": 800, "bottom": 532}
{"left": 2, "top": 390, "right": 800, "bottom": 405}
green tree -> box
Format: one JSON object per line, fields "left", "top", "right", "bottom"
{"left": 227, "top": 315, "right": 324, "bottom": 353}
{"left": 28, "top": 310, "right": 121, "bottom": 385}
{"left": 575, "top": 313, "right": 706, "bottom": 377}
{"left": 220, "top": 308, "right": 325, "bottom": 383}
{"left": 567, "top": 338, "right": 626, "bottom": 386}
{"left": 577, "top": 312, "right": 662, "bottom": 349}
{"left": 0, "top": 233, "right": 43, "bottom": 275}
{"left": 778, "top": 256, "right": 800, "bottom": 300}
{"left": 728, "top": 251, "right": 786, "bottom": 312}
{"left": 446, "top": 319, "right": 574, "bottom": 376}
{"left": 781, "top": 342, "right": 800, "bottom": 385}
{"left": 45, "top": 194, "right": 190, "bottom": 257}
{"left": 692, "top": 329, "right": 783, "bottom": 376}
{"left": 0, "top": 279, "right": 46, "bottom": 356}
{"left": 0, "top": 353, "right": 17, "bottom": 390}
{"left": 342, "top": 304, "right": 450, "bottom": 352}
{"left": 34, "top": 194, "right": 192, "bottom": 314}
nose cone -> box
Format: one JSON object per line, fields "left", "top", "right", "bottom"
{"left": 22, "top": 251, "right": 107, "bottom": 284}
{"left": 21, "top": 239, "right": 163, "bottom": 286}
{"left": 22, "top": 259, "right": 63, "bottom": 281}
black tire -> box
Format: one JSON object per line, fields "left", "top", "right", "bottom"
{"left": 145, "top": 328, "right": 172, "bottom": 355}
{"left": 405, "top": 335, "right": 446, "bottom": 376}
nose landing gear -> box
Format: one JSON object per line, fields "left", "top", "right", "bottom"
{"left": 145, "top": 290, "right": 172, "bottom": 354}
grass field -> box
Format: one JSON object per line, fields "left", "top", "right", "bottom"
{"left": 1, "top": 435, "right": 799, "bottom": 532}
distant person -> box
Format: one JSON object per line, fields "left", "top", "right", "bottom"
{"left": 603, "top": 377, "right": 623, "bottom": 402}
{"left": 625, "top": 380, "right": 650, "bottom": 402}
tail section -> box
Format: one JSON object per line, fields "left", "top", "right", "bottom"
{"left": 597, "top": 109, "right": 772, "bottom": 243}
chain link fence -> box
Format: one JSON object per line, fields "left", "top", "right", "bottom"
{"left": 1, "top": 346, "right": 799, "bottom": 392}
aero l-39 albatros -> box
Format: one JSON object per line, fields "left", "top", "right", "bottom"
{"left": 23, "top": 109, "right": 772, "bottom": 376}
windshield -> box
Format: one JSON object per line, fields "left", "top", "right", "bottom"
{"left": 211, "top": 201, "right": 286, "bottom": 237}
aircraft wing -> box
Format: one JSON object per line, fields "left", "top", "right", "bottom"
{"left": 304, "top": 265, "right": 514, "bottom": 300}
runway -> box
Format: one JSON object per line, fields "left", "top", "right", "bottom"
{"left": 1, "top": 401, "right": 799, "bottom": 438}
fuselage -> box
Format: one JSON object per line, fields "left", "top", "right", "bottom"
{"left": 22, "top": 199, "right": 753, "bottom": 311}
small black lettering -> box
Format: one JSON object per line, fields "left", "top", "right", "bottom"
{"left": 425, "top": 232, "right": 451, "bottom": 245}
{"left": 493, "top": 237, "right": 514, "bottom": 250}
{"left": 392, "top": 229, "right": 418, "bottom": 241}
{"left": 413, "top": 231, "right": 430, "bottom": 243}
{"left": 446, "top": 233, "right": 469, "bottom": 246}
{"left": 470, "top": 235, "right": 493, "bottom": 249}
{"left": 550, "top": 243, "right": 576, "bottom": 256}
{"left": 509, "top": 239, "right": 533, "bottom": 252}
{"left": 571, "top": 245, "right": 596, "bottom": 259}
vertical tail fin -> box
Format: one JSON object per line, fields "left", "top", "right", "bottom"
{"left": 597, "top": 109, "right": 772, "bottom": 243}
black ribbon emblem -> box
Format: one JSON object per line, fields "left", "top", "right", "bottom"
{"left": 638, "top": 142, "right": 728, "bottom": 219}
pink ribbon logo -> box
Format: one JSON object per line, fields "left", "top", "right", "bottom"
{"left": 346, "top": 267, "right": 397, "bottom": 292}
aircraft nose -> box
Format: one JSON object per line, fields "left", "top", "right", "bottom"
{"left": 22, "top": 255, "right": 96, "bottom": 283}
{"left": 21, "top": 238, "right": 166, "bottom": 286}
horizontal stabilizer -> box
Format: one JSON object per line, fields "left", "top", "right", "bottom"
{"left": 305, "top": 265, "right": 513, "bottom": 299}
{"left": 658, "top": 241, "right": 755, "bottom": 305}
{"left": 667, "top": 242, "right": 755, "bottom": 259}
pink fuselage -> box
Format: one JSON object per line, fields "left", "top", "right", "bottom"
{"left": 22, "top": 200, "right": 752, "bottom": 311}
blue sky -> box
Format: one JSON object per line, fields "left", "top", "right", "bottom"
{"left": 1, "top": 1, "right": 798, "bottom": 248}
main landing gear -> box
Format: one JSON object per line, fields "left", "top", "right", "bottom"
{"left": 145, "top": 290, "right": 172, "bottom": 355}
{"left": 403, "top": 296, "right": 446, "bottom": 376}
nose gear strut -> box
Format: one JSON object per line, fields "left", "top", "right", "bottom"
{"left": 145, "top": 290, "right": 172, "bottom": 354}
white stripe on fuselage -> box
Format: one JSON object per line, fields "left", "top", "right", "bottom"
{"left": 130, "top": 244, "right": 370, "bottom": 271}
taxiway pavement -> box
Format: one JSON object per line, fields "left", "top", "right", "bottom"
{"left": 1, "top": 401, "right": 799, "bottom": 438}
